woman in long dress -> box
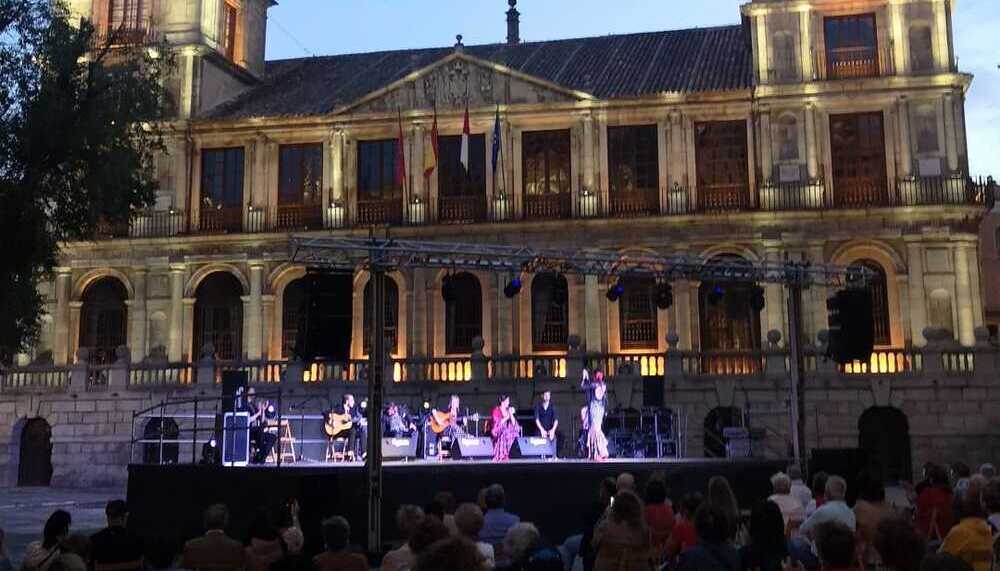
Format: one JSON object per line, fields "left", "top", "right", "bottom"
{"left": 491, "top": 395, "right": 522, "bottom": 461}
{"left": 581, "top": 369, "right": 609, "bottom": 460}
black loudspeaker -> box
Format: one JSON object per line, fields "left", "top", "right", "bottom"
{"left": 642, "top": 376, "right": 664, "bottom": 408}
{"left": 512, "top": 437, "right": 556, "bottom": 459}
{"left": 221, "top": 371, "right": 248, "bottom": 414}
{"left": 453, "top": 436, "right": 494, "bottom": 459}
{"left": 296, "top": 271, "right": 353, "bottom": 362}
{"left": 382, "top": 437, "right": 419, "bottom": 460}
{"left": 222, "top": 412, "right": 249, "bottom": 466}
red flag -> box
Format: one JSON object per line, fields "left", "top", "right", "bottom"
{"left": 395, "top": 110, "right": 406, "bottom": 192}
{"left": 460, "top": 105, "right": 470, "bottom": 172}
{"left": 423, "top": 107, "right": 438, "bottom": 179}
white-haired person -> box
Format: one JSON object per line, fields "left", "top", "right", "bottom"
{"left": 767, "top": 472, "right": 805, "bottom": 527}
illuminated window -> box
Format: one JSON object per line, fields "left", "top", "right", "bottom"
{"left": 80, "top": 278, "right": 128, "bottom": 365}
{"left": 619, "top": 277, "right": 658, "bottom": 350}
{"left": 856, "top": 260, "right": 891, "bottom": 346}
{"left": 364, "top": 278, "right": 400, "bottom": 355}
{"left": 531, "top": 273, "right": 569, "bottom": 351}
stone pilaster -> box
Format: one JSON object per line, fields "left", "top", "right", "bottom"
{"left": 246, "top": 263, "right": 264, "bottom": 360}
{"left": 52, "top": 269, "right": 72, "bottom": 365}
{"left": 944, "top": 93, "right": 959, "bottom": 173}
{"left": 954, "top": 244, "right": 975, "bottom": 346}
{"left": 168, "top": 266, "right": 185, "bottom": 362}
{"left": 128, "top": 269, "right": 148, "bottom": 362}
{"left": 805, "top": 104, "right": 819, "bottom": 180}
{"left": 906, "top": 242, "right": 928, "bottom": 346}
{"left": 897, "top": 98, "right": 912, "bottom": 177}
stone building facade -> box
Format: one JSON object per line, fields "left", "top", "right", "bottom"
{"left": 1, "top": 0, "right": 996, "bottom": 487}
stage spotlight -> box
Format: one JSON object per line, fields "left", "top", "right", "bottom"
{"left": 441, "top": 275, "right": 456, "bottom": 302}
{"left": 655, "top": 283, "right": 673, "bottom": 310}
{"left": 360, "top": 399, "right": 368, "bottom": 410}
{"left": 749, "top": 285, "right": 766, "bottom": 312}
{"left": 606, "top": 281, "right": 624, "bottom": 302}
{"left": 422, "top": 401, "right": 431, "bottom": 410}
{"left": 708, "top": 284, "right": 724, "bottom": 306}
{"left": 503, "top": 277, "right": 522, "bottom": 299}
{"left": 209, "top": 438, "right": 217, "bottom": 448}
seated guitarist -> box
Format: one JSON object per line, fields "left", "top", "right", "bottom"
{"left": 333, "top": 394, "right": 367, "bottom": 461}
{"left": 430, "top": 394, "right": 469, "bottom": 458}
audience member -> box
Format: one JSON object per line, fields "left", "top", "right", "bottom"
{"left": 454, "top": 503, "right": 495, "bottom": 569}
{"left": 706, "top": 476, "right": 741, "bottom": 542}
{"left": 788, "top": 464, "right": 813, "bottom": 509}
{"left": 643, "top": 479, "right": 675, "bottom": 560}
{"left": 939, "top": 486, "right": 993, "bottom": 571}
{"left": 853, "top": 474, "right": 895, "bottom": 562}
{"left": 312, "top": 516, "right": 368, "bottom": 571}
{"left": 983, "top": 479, "right": 1000, "bottom": 533}
{"left": 144, "top": 537, "right": 181, "bottom": 571}
{"left": 593, "top": 491, "right": 652, "bottom": 571}
{"left": 814, "top": 522, "right": 856, "bottom": 571}
{"left": 90, "top": 500, "right": 143, "bottom": 567}
{"left": 952, "top": 463, "right": 973, "bottom": 496}
{"left": 407, "top": 517, "right": 451, "bottom": 560}
{"left": 433, "top": 492, "right": 459, "bottom": 534}
{"left": 739, "top": 501, "right": 787, "bottom": 571}
{"left": 499, "top": 523, "right": 542, "bottom": 570}
{"left": 791, "top": 476, "right": 854, "bottom": 569}
{"left": 276, "top": 501, "right": 304, "bottom": 555}
{"left": 978, "top": 464, "right": 995, "bottom": 479}
{"left": 806, "top": 471, "right": 829, "bottom": 517}
{"left": 580, "top": 477, "right": 618, "bottom": 571}
{"left": 0, "top": 529, "right": 11, "bottom": 571}
{"left": 874, "top": 518, "right": 927, "bottom": 571}
{"left": 767, "top": 472, "right": 805, "bottom": 526}
{"left": 380, "top": 504, "right": 426, "bottom": 571}
{"left": 413, "top": 536, "right": 487, "bottom": 571}
{"left": 884, "top": 471, "right": 915, "bottom": 516}
{"left": 921, "top": 553, "right": 975, "bottom": 571}
{"left": 675, "top": 504, "right": 740, "bottom": 571}
{"left": 916, "top": 464, "right": 955, "bottom": 544}
{"left": 616, "top": 473, "right": 636, "bottom": 494}
{"left": 916, "top": 463, "right": 938, "bottom": 495}
{"left": 23, "top": 510, "right": 72, "bottom": 571}
{"left": 667, "top": 493, "right": 703, "bottom": 560}
{"left": 245, "top": 509, "right": 285, "bottom": 571}
{"left": 56, "top": 534, "right": 91, "bottom": 571}
{"left": 181, "top": 504, "right": 246, "bottom": 571}
{"left": 480, "top": 484, "right": 521, "bottom": 548}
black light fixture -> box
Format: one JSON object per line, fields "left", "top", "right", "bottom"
{"left": 655, "top": 282, "right": 674, "bottom": 310}
{"left": 503, "top": 277, "right": 522, "bottom": 298}
{"left": 606, "top": 280, "right": 624, "bottom": 302}
{"left": 441, "top": 274, "right": 456, "bottom": 302}
{"left": 708, "top": 284, "right": 724, "bottom": 306}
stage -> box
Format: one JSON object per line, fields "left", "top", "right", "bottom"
{"left": 126, "top": 457, "right": 788, "bottom": 552}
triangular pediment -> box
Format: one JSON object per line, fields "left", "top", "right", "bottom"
{"left": 339, "top": 52, "right": 593, "bottom": 115}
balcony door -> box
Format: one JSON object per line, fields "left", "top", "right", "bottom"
{"left": 278, "top": 144, "right": 323, "bottom": 230}
{"left": 824, "top": 14, "right": 879, "bottom": 79}
{"left": 830, "top": 112, "right": 888, "bottom": 207}
{"left": 438, "top": 135, "right": 487, "bottom": 223}
{"left": 695, "top": 121, "right": 749, "bottom": 212}
{"left": 357, "top": 139, "right": 403, "bottom": 225}
{"left": 609, "top": 125, "right": 659, "bottom": 217}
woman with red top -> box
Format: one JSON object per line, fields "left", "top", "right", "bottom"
{"left": 490, "top": 395, "right": 522, "bottom": 461}
{"left": 667, "top": 493, "right": 703, "bottom": 562}
{"left": 916, "top": 464, "right": 956, "bottom": 545}
{"left": 644, "top": 479, "right": 675, "bottom": 562}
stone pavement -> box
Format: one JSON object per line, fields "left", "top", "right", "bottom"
{"left": 0, "top": 486, "right": 124, "bottom": 567}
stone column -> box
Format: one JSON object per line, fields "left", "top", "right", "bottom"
{"left": 182, "top": 298, "right": 196, "bottom": 362}
{"left": 954, "top": 244, "right": 975, "bottom": 346}
{"left": 330, "top": 130, "right": 345, "bottom": 205}
{"left": 943, "top": 93, "right": 960, "bottom": 173}
{"left": 413, "top": 124, "right": 426, "bottom": 204}
{"left": 582, "top": 114, "right": 595, "bottom": 192}
{"left": 805, "top": 104, "right": 819, "bottom": 180}
{"left": 410, "top": 268, "right": 428, "bottom": 356}
{"left": 168, "top": 266, "right": 185, "bottom": 362}
{"left": 68, "top": 302, "right": 82, "bottom": 363}
{"left": 261, "top": 295, "right": 275, "bottom": 360}
{"left": 906, "top": 242, "right": 928, "bottom": 346}
{"left": 897, "top": 98, "right": 912, "bottom": 177}
{"left": 933, "top": 0, "right": 951, "bottom": 72}
{"left": 799, "top": 9, "right": 813, "bottom": 80}
{"left": 128, "top": 269, "right": 148, "bottom": 362}
{"left": 673, "top": 281, "right": 692, "bottom": 350}
{"left": 808, "top": 244, "right": 828, "bottom": 342}
{"left": 52, "top": 268, "right": 72, "bottom": 365}
{"left": 764, "top": 245, "right": 785, "bottom": 343}
{"left": 966, "top": 243, "right": 984, "bottom": 328}
{"left": 246, "top": 263, "right": 264, "bottom": 360}
{"left": 759, "top": 110, "right": 773, "bottom": 183}
{"left": 755, "top": 13, "right": 769, "bottom": 83}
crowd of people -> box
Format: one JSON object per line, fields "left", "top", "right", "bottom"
{"left": 8, "top": 460, "right": 1000, "bottom": 571}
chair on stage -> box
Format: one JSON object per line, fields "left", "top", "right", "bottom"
{"left": 326, "top": 435, "right": 352, "bottom": 462}
{"left": 267, "top": 420, "right": 297, "bottom": 464}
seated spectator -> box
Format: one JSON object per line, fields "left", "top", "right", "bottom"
{"left": 144, "top": 537, "right": 181, "bottom": 571}
{"left": 90, "top": 500, "right": 143, "bottom": 568}
{"left": 984, "top": 479, "right": 1000, "bottom": 533}
{"left": 921, "top": 553, "right": 975, "bottom": 571}
{"left": 643, "top": 479, "right": 675, "bottom": 561}
{"left": 593, "top": 492, "right": 653, "bottom": 571}
{"left": 789, "top": 464, "right": 813, "bottom": 509}
{"left": 952, "top": 463, "right": 972, "bottom": 491}
{"left": 667, "top": 493, "right": 702, "bottom": 560}
{"left": 245, "top": 509, "right": 285, "bottom": 571}
{"left": 853, "top": 475, "right": 895, "bottom": 564}
{"left": 23, "top": 510, "right": 72, "bottom": 571}
{"left": 380, "top": 505, "right": 425, "bottom": 571}
{"left": 791, "top": 476, "right": 855, "bottom": 569}
{"left": 806, "top": 471, "right": 829, "bottom": 518}
{"left": 767, "top": 472, "right": 805, "bottom": 527}
{"left": 56, "top": 533, "right": 91, "bottom": 571}
{"left": 814, "top": 521, "right": 856, "bottom": 571}
{"left": 978, "top": 464, "right": 995, "bottom": 479}
{"left": 940, "top": 487, "right": 993, "bottom": 571}
{"left": 313, "top": 516, "right": 368, "bottom": 571}
{"left": 480, "top": 485, "right": 521, "bottom": 548}
{"left": 454, "top": 503, "right": 495, "bottom": 569}
{"left": 706, "top": 476, "right": 741, "bottom": 543}
{"left": 413, "top": 536, "right": 487, "bottom": 571}
{"left": 434, "top": 492, "right": 459, "bottom": 535}
{"left": 616, "top": 473, "right": 636, "bottom": 494}
{"left": 916, "top": 464, "right": 955, "bottom": 544}
{"left": 739, "top": 501, "right": 787, "bottom": 571}
{"left": 874, "top": 518, "right": 926, "bottom": 571}
{"left": 498, "top": 523, "right": 541, "bottom": 570}
{"left": 580, "top": 477, "right": 617, "bottom": 571}
{"left": 675, "top": 504, "right": 740, "bottom": 571}
{"left": 883, "top": 472, "right": 915, "bottom": 517}
{"left": 276, "top": 502, "right": 303, "bottom": 555}
{"left": 181, "top": 504, "right": 246, "bottom": 571}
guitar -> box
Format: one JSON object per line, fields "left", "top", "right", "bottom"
{"left": 324, "top": 412, "right": 353, "bottom": 438}
{"left": 428, "top": 410, "right": 480, "bottom": 434}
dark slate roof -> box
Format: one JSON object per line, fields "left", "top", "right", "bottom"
{"left": 206, "top": 25, "right": 752, "bottom": 120}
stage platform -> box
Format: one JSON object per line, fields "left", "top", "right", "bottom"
{"left": 127, "top": 458, "right": 787, "bottom": 552}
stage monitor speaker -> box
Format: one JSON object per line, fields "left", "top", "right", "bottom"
{"left": 642, "top": 376, "right": 665, "bottom": 408}
{"left": 222, "top": 412, "right": 249, "bottom": 466}
{"left": 512, "top": 437, "right": 556, "bottom": 459}
{"left": 453, "top": 436, "right": 494, "bottom": 459}
{"left": 221, "top": 371, "right": 248, "bottom": 413}
{"left": 382, "top": 437, "right": 419, "bottom": 460}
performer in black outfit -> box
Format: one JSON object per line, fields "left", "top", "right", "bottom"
{"left": 533, "top": 390, "right": 561, "bottom": 456}
{"left": 335, "top": 394, "right": 368, "bottom": 460}
{"left": 384, "top": 402, "right": 418, "bottom": 438}
{"left": 245, "top": 388, "right": 276, "bottom": 464}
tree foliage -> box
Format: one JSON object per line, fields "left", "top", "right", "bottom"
{"left": 0, "top": 1, "right": 173, "bottom": 363}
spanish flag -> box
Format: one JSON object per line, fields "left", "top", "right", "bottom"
{"left": 423, "top": 106, "right": 438, "bottom": 179}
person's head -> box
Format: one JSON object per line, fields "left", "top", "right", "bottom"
{"left": 43, "top": 510, "right": 72, "bottom": 548}
{"left": 484, "top": 484, "right": 505, "bottom": 511}
{"left": 770, "top": 472, "right": 792, "bottom": 495}
{"left": 61, "top": 534, "right": 90, "bottom": 560}
{"left": 812, "top": 471, "right": 830, "bottom": 498}
{"left": 453, "top": 503, "right": 485, "bottom": 540}
{"left": 247, "top": 387, "right": 257, "bottom": 401}
{"left": 644, "top": 479, "right": 668, "bottom": 505}
{"left": 413, "top": 536, "right": 486, "bottom": 571}
{"left": 609, "top": 491, "right": 645, "bottom": 530}
{"left": 144, "top": 536, "right": 179, "bottom": 571}
{"left": 541, "top": 391, "right": 551, "bottom": 404}
{"left": 680, "top": 493, "right": 704, "bottom": 519}
{"left": 408, "top": 517, "right": 450, "bottom": 556}
{"left": 788, "top": 463, "right": 803, "bottom": 481}
{"left": 920, "top": 553, "right": 975, "bottom": 571}
{"left": 707, "top": 476, "right": 739, "bottom": 514}
{"left": 825, "top": 475, "right": 848, "bottom": 502}
{"left": 321, "top": 516, "right": 351, "bottom": 552}
{"left": 424, "top": 499, "right": 446, "bottom": 521}
{"left": 449, "top": 394, "right": 460, "bottom": 409}
{"left": 387, "top": 403, "right": 399, "bottom": 416}
{"left": 343, "top": 394, "right": 355, "bottom": 408}
{"left": 498, "top": 394, "right": 510, "bottom": 408}
{"left": 247, "top": 509, "right": 279, "bottom": 542}
{"left": 748, "top": 501, "right": 786, "bottom": 551}
{"left": 203, "top": 504, "right": 228, "bottom": 533}
{"left": 396, "top": 505, "right": 425, "bottom": 541}
{"left": 616, "top": 472, "right": 635, "bottom": 493}
{"left": 858, "top": 476, "right": 886, "bottom": 503}
{"left": 599, "top": 477, "right": 617, "bottom": 507}
{"left": 983, "top": 479, "right": 1000, "bottom": 515}
{"left": 105, "top": 499, "right": 128, "bottom": 527}
{"left": 874, "top": 518, "right": 926, "bottom": 571}
{"left": 502, "top": 523, "right": 541, "bottom": 564}
{"left": 978, "top": 463, "right": 995, "bottom": 479}
{"left": 950, "top": 462, "right": 971, "bottom": 481}
{"left": 926, "top": 464, "right": 950, "bottom": 487}
{"left": 693, "top": 503, "right": 730, "bottom": 544}
{"left": 955, "top": 485, "right": 986, "bottom": 519}
{"left": 815, "top": 521, "right": 856, "bottom": 569}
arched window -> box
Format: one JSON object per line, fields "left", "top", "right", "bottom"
{"left": 908, "top": 24, "right": 934, "bottom": 73}
{"left": 532, "top": 273, "right": 569, "bottom": 351}
{"left": 619, "top": 277, "right": 658, "bottom": 350}
{"left": 364, "top": 277, "right": 400, "bottom": 355}
{"left": 80, "top": 277, "right": 128, "bottom": 365}
{"left": 857, "top": 260, "right": 891, "bottom": 346}
{"left": 281, "top": 278, "right": 306, "bottom": 359}
{"left": 445, "top": 273, "right": 482, "bottom": 354}
{"left": 859, "top": 407, "right": 912, "bottom": 482}
{"left": 193, "top": 272, "right": 243, "bottom": 361}
{"left": 699, "top": 256, "right": 762, "bottom": 352}
{"left": 142, "top": 417, "right": 179, "bottom": 464}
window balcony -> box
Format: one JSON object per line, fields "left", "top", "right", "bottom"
{"left": 198, "top": 207, "right": 243, "bottom": 234}
{"left": 697, "top": 183, "right": 751, "bottom": 213}
{"left": 439, "top": 195, "right": 486, "bottom": 224}
{"left": 95, "top": 21, "right": 153, "bottom": 48}
{"left": 357, "top": 198, "right": 403, "bottom": 226}
{"left": 524, "top": 192, "right": 571, "bottom": 220}
{"left": 758, "top": 179, "right": 826, "bottom": 211}
{"left": 895, "top": 175, "right": 993, "bottom": 207}
{"left": 833, "top": 178, "right": 889, "bottom": 208}
{"left": 610, "top": 188, "right": 659, "bottom": 217}
{"left": 814, "top": 44, "right": 895, "bottom": 81}
{"left": 275, "top": 204, "right": 323, "bottom": 231}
